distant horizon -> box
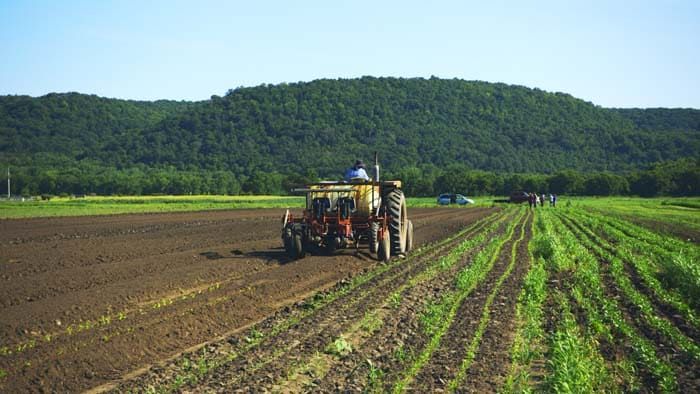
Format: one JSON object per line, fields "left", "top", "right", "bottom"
{"left": 3, "top": 76, "right": 699, "bottom": 110}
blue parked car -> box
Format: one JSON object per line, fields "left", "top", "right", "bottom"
{"left": 437, "top": 193, "right": 474, "bottom": 205}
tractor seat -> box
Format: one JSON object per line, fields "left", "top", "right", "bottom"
{"left": 336, "top": 197, "right": 356, "bottom": 219}
{"left": 312, "top": 197, "right": 332, "bottom": 220}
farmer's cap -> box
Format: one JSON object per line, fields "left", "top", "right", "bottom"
{"left": 355, "top": 160, "right": 365, "bottom": 168}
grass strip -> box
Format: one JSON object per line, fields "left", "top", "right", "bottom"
{"left": 0, "top": 195, "right": 305, "bottom": 218}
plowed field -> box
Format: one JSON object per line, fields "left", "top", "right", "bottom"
{"left": 0, "top": 207, "right": 495, "bottom": 392}
{"left": 3, "top": 204, "right": 699, "bottom": 393}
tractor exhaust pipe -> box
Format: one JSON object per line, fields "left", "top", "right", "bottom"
{"left": 373, "top": 152, "right": 380, "bottom": 215}
{"left": 374, "top": 151, "right": 380, "bottom": 182}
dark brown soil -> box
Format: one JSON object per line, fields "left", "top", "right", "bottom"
{"left": 311, "top": 210, "right": 518, "bottom": 393}
{"left": 410, "top": 210, "right": 531, "bottom": 393}
{"left": 458, "top": 211, "right": 532, "bottom": 392}
{"left": 112, "top": 208, "right": 505, "bottom": 393}
{"left": 0, "top": 207, "right": 495, "bottom": 393}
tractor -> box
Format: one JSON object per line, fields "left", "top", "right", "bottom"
{"left": 281, "top": 159, "right": 413, "bottom": 262}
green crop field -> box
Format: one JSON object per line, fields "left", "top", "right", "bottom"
{"left": 0, "top": 194, "right": 502, "bottom": 219}
{"left": 0, "top": 195, "right": 304, "bottom": 218}
{"left": 504, "top": 204, "right": 700, "bottom": 392}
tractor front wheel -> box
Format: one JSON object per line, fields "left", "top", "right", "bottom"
{"left": 284, "top": 226, "right": 304, "bottom": 260}
{"left": 292, "top": 231, "right": 304, "bottom": 259}
{"left": 283, "top": 227, "right": 294, "bottom": 258}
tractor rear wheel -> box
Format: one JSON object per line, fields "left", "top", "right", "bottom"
{"left": 369, "top": 222, "right": 379, "bottom": 253}
{"left": 387, "top": 189, "right": 408, "bottom": 255}
{"left": 324, "top": 236, "right": 336, "bottom": 255}
{"left": 283, "top": 227, "right": 295, "bottom": 258}
{"left": 292, "top": 231, "right": 304, "bottom": 259}
{"left": 377, "top": 229, "right": 390, "bottom": 262}
{"left": 406, "top": 220, "right": 414, "bottom": 252}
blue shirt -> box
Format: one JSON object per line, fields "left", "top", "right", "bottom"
{"left": 345, "top": 167, "right": 370, "bottom": 181}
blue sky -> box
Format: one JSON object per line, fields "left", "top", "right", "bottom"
{"left": 1, "top": 0, "right": 698, "bottom": 108}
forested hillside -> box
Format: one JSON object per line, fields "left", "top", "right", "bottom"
{"left": 614, "top": 108, "right": 700, "bottom": 132}
{"left": 0, "top": 92, "right": 193, "bottom": 164}
{"left": 1, "top": 78, "right": 699, "bottom": 196}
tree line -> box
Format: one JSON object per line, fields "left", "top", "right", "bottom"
{"left": 2, "top": 78, "right": 699, "bottom": 178}
{"left": 2, "top": 77, "right": 699, "bottom": 198}
{"left": 4, "top": 158, "right": 697, "bottom": 198}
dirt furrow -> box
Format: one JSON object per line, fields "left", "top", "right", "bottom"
{"left": 308, "top": 213, "right": 517, "bottom": 392}
{"left": 169, "top": 210, "right": 509, "bottom": 392}
{"left": 456, "top": 211, "right": 532, "bottom": 392}
{"left": 100, "top": 208, "right": 498, "bottom": 393}
{"left": 408, "top": 210, "right": 527, "bottom": 392}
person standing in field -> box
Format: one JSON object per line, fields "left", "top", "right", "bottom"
{"left": 552, "top": 194, "right": 557, "bottom": 207}
{"left": 541, "top": 193, "right": 546, "bottom": 207}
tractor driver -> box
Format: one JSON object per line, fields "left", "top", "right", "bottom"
{"left": 344, "top": 160, "right": 370, "bottom": 182}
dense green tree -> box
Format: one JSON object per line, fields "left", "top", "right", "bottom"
{"left": 583, "top": 173, "right": 630, "bottom": 195}
{"left": 548, "top": 171, "right": 584, "bottom": 195}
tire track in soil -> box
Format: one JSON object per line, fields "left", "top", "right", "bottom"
{"left": 307, "top": 211, "right": 519, "bottom": 393}
{"left": 164, "top": 210, "right": 512, "bottom": 392}
{"left": 408, "top": 209, "right": 529, "bottom": 392}
{"left": 105, "top": 208, "right": 500, "bottom": 393}
{"left": 557, "top": 214, "right": 700, "bottom": 389}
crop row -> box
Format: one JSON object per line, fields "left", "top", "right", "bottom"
{"left": 559, "top": 212, "right": 700, "bottom": 357}
{"left": 114, "top": 209, "right": 516, "bottom": 392}
{"left": 578, "top": 209, "right": 700, "bottom": 310}
{"left": 504, "top": 207, "right": 700, "bottom": 392}
{"left": 390, "top": 208, "right": 526, "bottom": 392}
{"left": 273, "top": 209, "right": 525, "bottom": 392}
{"left": 234, "top": 210, "right": 514, "bottom": 391}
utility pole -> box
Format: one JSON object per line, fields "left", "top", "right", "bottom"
{"left": 6, "top": 167, "right": 10, "bottom": 199}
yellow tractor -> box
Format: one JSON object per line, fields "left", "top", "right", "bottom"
{"left": 282, "top": 160, "right": 412, "bottom": 262}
